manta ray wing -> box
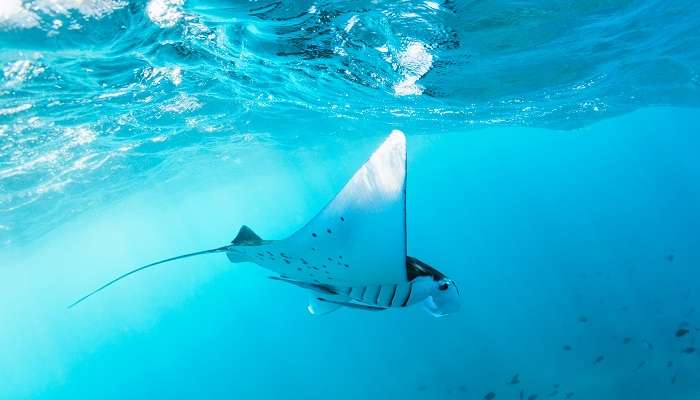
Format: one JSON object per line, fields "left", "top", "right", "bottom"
{"left": 281, "top": 130, "right": 408, "bottom": 286}
{"left": 228, "top": 131, "right": 408, "bottom": 287}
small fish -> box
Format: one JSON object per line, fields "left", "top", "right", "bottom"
{"left": 563, "top": 345, "right": 572, "bottom": 351}
{"left": 671, "top": 374, "right": 678, "bottom": 384}
{"left": 547, "top": 390, "right": 559, "bottom": 397}
{"left": 519, "top": 390, "right": 525, "bottom": 400}
{"left": 642, "top": 340, "right": 654, "bottom": 350}
{"left": 553, "top": 384, "right": 560, "bottom": 389}
{"left": 676, "top": 328, "right": 690, "bottom": 337}
{"left": 458, "top": 385, "right": 467, "bottom": 393}
{"left": 635, "top": 361, "right": 647, "bottom": 370}
{"left": 565, "top": 393, "right": 574, "bottom": 399}
{"left": 528, "top": 395, "right": 538, "bottom": 400}
{"left": 484, "top": 392, "right": 496, "bottom": 400}
{"left": 509, "top": 374, "right": 520, "bottom": 385}
{"left": 667, "top": 361, "right": 673, "bottom": 368}
{"left": 578, "top": 316, "right": 589, "bottom": 323}
{"left": 666, "top": 253, "right": 675, "bottom": 262}
{"left": 681, "top": 346, "right": 696, "bottom": 354}
{"left": 594, "top": 355, "right": 605, "bottom": 364}
{"left": 623, "top": 337, "right": 632, "bottom": 344}
{"left": 417, "top": 385, "right": 428, "bottom": 391}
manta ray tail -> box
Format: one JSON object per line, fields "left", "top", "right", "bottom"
{"left": 68, "top": 245, "right": 229, "bottom": 309}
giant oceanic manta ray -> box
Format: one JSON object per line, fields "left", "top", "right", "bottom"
{"left": 70, "top": 131, "right": 460, "bottom": 316}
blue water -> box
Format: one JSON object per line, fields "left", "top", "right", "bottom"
{"left": 1, "top": 1, "right": 699, "bottom": 399}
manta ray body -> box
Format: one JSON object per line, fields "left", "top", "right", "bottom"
{"left": 71, "top": 131, "right": 460, "bottom": 317}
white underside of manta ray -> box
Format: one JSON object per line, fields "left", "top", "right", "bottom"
{"left": 70, "top": 130, "right": 460, "bottom": 317}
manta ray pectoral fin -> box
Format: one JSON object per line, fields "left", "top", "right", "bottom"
{"left": 68, "top": 245, "right": 230, "bottom": 308}
{"left": 307, "top": 296, "right": 343, "bottom": 315}
{"left": 284, "top": 130, "right": 409, "bottom": 287}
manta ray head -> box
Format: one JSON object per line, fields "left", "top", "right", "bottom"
{"left": 406, "top": 256, "right": 460, "bottom": 317}
{"left": 427, "top": 277, "right": 460, "bottom": 317}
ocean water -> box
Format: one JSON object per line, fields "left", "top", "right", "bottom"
{"left": 1, "top": 1, "right": 699, "bottom": 399}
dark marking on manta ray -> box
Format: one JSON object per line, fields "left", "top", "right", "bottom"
{"left": 509, "top": 374, "right": 520, "bottom": 385}
{"left": 484, "top": 392, "right": 496, "bottom": 400}
{"left": 594, "top": 355, "right": 605, "bottom": 364}
{"left": 676, "top": 328, "right": 689, "bottom": 337}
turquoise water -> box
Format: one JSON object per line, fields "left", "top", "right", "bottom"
{"left": 1, "top": 1, "right": 700, "bottom": 399}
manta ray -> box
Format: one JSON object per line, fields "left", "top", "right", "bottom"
{"left": 70, "top": 130, "right": 460, "bottom": 316}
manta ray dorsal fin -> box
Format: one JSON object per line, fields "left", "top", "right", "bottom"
{"left": 284, "top": 130, "right": 408, "bottom": 286}
{"left": 232, "top": 225, "right": 262, "bottom": 245}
